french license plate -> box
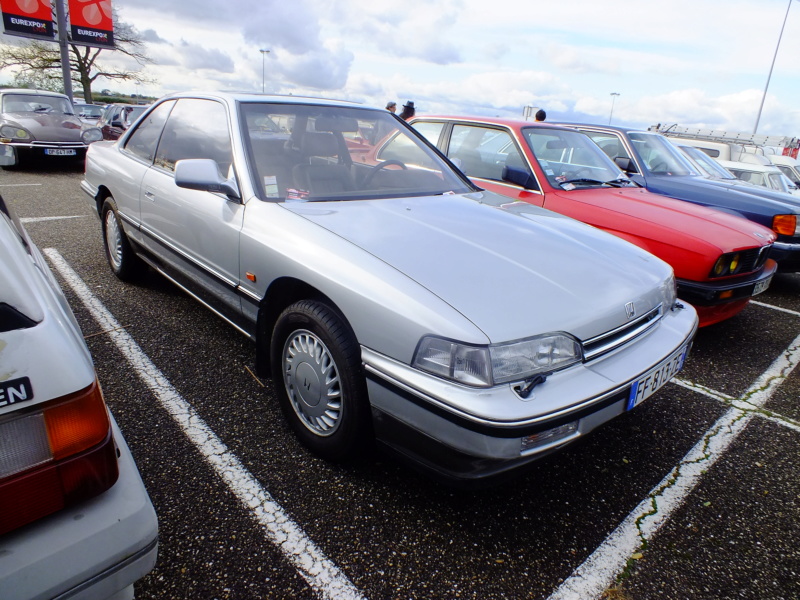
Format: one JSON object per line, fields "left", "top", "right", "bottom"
{"left": 44, "top": 148, "right": 76, "bottom": 156}
{"left": 753, "top": 276, "right": 772, "bottom": 296}
{"left": 627, "top": 343, "right": 689, "bottom": 410}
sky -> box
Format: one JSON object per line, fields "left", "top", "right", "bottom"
{"left": 2, "top": 0, "right": 799, "bottom": 136}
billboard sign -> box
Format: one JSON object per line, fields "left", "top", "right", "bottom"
{"left": 68, "top": 0, "right": 113, "bottom": 47}
{"left": 0, "top": 0, "right": 55, "bottom": 40}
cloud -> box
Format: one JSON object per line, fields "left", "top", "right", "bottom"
{"left": 139, "top": 29, "right": 167, "bottom": 44}
{"left": 177, "top": 41, "right": 235, "bottom": 73}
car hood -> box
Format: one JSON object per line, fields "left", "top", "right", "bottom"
{"left": 283, "top": 192, "right": 671, "bottom": 343}
{"left": 2, "top": 112, "right": 84, "bottom": 142}
{"left": 640, "top": 174, "right": 800, "bottom": 215}
{"left": 552, "top": 186, "right": 776, "bottom": 251}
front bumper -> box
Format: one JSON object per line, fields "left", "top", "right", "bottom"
{"left": 770, "top": 240, "right": 800, "bottom": 273}
{"left": 362, "top": 304, "right": 699, "bottom": 485}
{"left": 677, "top": 259, "right": 777, "bottom": 307}
{"left": 0, "top": 141, "right": 87, "bottom": 166}
{"left": 0, "top": 417, "right": 158, "bottom": 600}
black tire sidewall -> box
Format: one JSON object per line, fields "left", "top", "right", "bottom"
{"left": 270, "top": 299, "right": 370, "bottom": 461}
{"left": 101, "top": 196, "right": 140, "bottom": 281}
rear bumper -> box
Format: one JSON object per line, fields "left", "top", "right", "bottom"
{"left": 0, "top": 417, "right": 158, "bottom": 600}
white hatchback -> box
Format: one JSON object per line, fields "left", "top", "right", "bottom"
{"left": 0, "top": 195, "right": 158, "bottom": 599}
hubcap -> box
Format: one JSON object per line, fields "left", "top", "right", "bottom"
{"left": 282, "top": 329, "right": 343, "bottom": 436}
{"left": 104, "top": 209, "right": 123, "bottom": 270}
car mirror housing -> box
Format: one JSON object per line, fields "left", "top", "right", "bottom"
{"left": 502, "top": 165, "right": 539, "bottom": 191}
{"left": 175, "top": 159, "right": 240, "bottom": 199}
{"left": 614, "top": 156, "right": 638, "bottom": 174}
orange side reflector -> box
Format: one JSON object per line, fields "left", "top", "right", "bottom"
{"left": 246, "top": 272, "right": 257, "bottom": 282}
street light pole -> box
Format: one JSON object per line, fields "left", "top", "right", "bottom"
{"left": 609, "top": 93, "right": 620, "bottom": 125}
{"left": 260, "top": 49, "right": 270, "bottom": 93}
{"left": 754, "top": 0, "right": 793, "bottom": 134}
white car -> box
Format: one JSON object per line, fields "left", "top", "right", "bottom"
{"left": 0, "top": 195, "right": 158, "bottom": 598}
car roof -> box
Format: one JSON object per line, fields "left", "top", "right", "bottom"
{"left": 411, "top": 114, "right": 580, "bottom": 133}
{"left": 156, "top": 90, "right": 373, "bottom": 111}
{"left": 0, "top": 88, "right": 70, "bottom": 99}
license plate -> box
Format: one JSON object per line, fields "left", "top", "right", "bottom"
{"left": 627, "top": 343, "right": 689, "bottom": 410}
{"left": 753, "top": 276, "right": 772, "bottom": 296}
{"left": 44, "top": 148, "right": 76, "bottom": 156}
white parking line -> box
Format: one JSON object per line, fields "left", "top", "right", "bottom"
{"left": 21, "top": 216, "right": 85, "bottom": 223}
{"left": 44, "top": 249, "right": 366, "bottom": 600}
{"left": 548, "top": 333, "right": 800, "bottom": 600}
{"left": 751, "top": 300, "right": 800, "bottom": 318}
{"left": 0, "top": 183, "right": 42, "bottom": 187}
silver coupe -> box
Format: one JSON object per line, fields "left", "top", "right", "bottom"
{"left": 81, "top": 92, "right": 698, "bottom": 484}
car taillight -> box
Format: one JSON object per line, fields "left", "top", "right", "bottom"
{"left": 772, "top": 214, "right": 799, "bottom": 236}
{"left": 0, "top": 380, "right": 119, "bottom": 535}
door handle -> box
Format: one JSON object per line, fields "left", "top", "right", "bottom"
{"left": 144, "top": 190, "right": 155, "bottom": 201}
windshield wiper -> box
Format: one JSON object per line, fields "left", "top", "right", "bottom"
{"left": 559, "top": 178, "right": 609, "bottom": 188}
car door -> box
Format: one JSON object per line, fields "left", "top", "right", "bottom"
{"left": 433, "top": 122, "right": 545, "bottom": 207}
{"left": 138, "top": 97, "right": 244, "bottom": 319}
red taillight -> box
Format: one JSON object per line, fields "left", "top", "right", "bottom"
{"left": 0, "top": 380, "right": 119, "bottom": 535}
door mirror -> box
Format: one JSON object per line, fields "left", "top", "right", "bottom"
{"left": 175, "top": 159, "right": 240, "bottom": 199}
{"left": 614, "top": 156, "right": 638, "bottom": 174}
{"left": 502, "top": 165, "right": 539, "bottom": 191}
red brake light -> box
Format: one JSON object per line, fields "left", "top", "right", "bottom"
{"left": 0, "top": 380, "right": 119, "bottom": 535}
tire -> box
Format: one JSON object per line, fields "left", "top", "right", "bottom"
{"left": 270, "top": 300, "right": 371, "bottom": 461}
{"left": 101, "top": 196, "right": 143, "bottom": 281}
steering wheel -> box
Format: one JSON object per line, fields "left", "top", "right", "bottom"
{"left": 363, "top": 159, "right": 407, "bottom": 186}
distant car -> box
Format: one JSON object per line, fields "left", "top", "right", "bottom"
{"left": 410, "top": 116, "right": 776, "bottom": 327}
{"left": 717, "top": 159, "right": 800, "bottom": 196}
{"left": 74, "top": 102, "right": 105, "bottom": 126}
{"left": 98, "top": 103, "right": 149, "bottom": 140}
{"left": 555, "top": 123, "right": 800, "bottom": 274}
{"left": 81, "top": 91, "right": 697, "bottom": 484}
{"left": 0, "top": 88, "right": 88, "bottom": 167}
{"left": 769, "top": 153, "right": 800, "bottom": 186}
{"left": 0, "top": 195, "right": 157, "bottom": 598}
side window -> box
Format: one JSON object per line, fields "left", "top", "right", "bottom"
{"left": 124, "top": 101, "right": 174, "bottom": 163}
{"left": 376, "top": 133, "right": 438, "bottom": 169}
{"left": 154, "top": 99, "right": 233, "bottom": 174}
{"left": 413, "top": 121, "right": 445, "bottom": 146}
{"left": 449, "top": 125, "right": 526, "bottom": 182}
{"left": 584, "top": 132, "right": 630, "bottom": 162}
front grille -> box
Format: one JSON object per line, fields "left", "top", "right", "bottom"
{"left": 734, "top": 245, "right": 771, "bottom": 274}
{"left": 582, "top": 305, "right": 663, "bottom": 361}
{"left": 29, "top": 141, "right": 84, "bottom": 147}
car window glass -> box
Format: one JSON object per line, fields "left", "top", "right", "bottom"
{"left": 447, "top": 125, "right": 527, "bottom": 182}
{"left": 412, "top": 121, "right": 445, "bottom": 146}
{"left": 583, "top": 132, "right": 631, "bottom": 162}
{"left": 124, "top": 101, "right": 174, "bottom": 163}
{"left": 628, "top": 132, "right": 697, "bottom": 176}
{"left": 154, "top": 99, "right": 232, "bottom": 174}
{"left": 239, "top": 102, "right": 470, "bottom": 202}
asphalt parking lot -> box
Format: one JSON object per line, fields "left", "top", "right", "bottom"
{"left": 3, "top": 162, "right": 799, "bottom": 600}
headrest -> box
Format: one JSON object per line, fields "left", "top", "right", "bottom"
{"left": 301, "top": 132, "right": 339, "bottom": 157}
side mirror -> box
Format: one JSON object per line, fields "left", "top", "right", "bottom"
{"left": 175, "top": 159, "right": 240, "bottom": 199}
{"left": 614, "top": 156, "right": 638, "bottom": 174}
{"left": 502, "top": 165, "right": 540, "bottom": 191}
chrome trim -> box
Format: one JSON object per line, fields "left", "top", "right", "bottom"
{"left": 363, "top": 346, "right": 634, "bottom": 430}
{"left": 139, "top": 223, "right": 239, "bottom": 289}
{"left": 582, "top": 304, "right": 662, "bottom": 361}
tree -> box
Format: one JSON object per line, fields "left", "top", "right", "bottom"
{"left": 0, "top": 16, "right": 155, "bottom": 102}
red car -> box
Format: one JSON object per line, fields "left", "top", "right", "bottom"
{"left": 408, "top": 116, "right": 776, "bottom": 327}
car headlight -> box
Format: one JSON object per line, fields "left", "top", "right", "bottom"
{"left": 710, "top": 252, "right": 743, "bottom": 278}
{"left": 413, "top": 333, "right": 582, "bottom": 387}
{"left": 81, "top": 127, "right": 103, "bottom": 144}
{"left": 0, "top": 124, "right": 31, "bottom": 140}
{"left": 661, "top": 272, "right": 677, "bottom": 309}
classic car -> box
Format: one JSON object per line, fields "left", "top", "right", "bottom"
{"left": 82, "top": 92, "right": 697, "bottom": 484}
{"left": 0, "top": 89, "right": 88, "bottom": 167}
{"left": 409, "top": 116, "right": 776, "bottom": 327}
{"left": 554, "top": 123, "right": 800, "bottom": 274}
{"left": 74, "top": 101, "right": 105, "bottom": 126}
{"left": 98, "top": 103, "right": 149, "bottom": 140}
{"left": 0, "top": 195, "right": 157, "bottom": 598}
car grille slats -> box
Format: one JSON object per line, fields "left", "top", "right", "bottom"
{"left": 582, "top": 305, "right": 663, "bottom": 361}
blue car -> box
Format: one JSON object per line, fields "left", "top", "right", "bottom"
{"left": 557, "top": 123, "right": 800, "bottom": 273}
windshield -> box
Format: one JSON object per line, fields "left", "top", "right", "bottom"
{"left": 522, "top": 127, "right": 631, "bottom": 189}
{"left": 77, "top": 105, "right": 104, "bottom": 119}
{"left": 628, "top": 132, "right": 698, "bottom": 177}
{"left": 677, "top": 145, "right": 737, "bottom": 179}
{"left": 2, "top": 94, "right": 75, "bottom": 115}
{"left": 240, "top": 103, "right": 471, "bottom": 202}
{"left": 772, "top": 172, "right": 796, "bottom": 193}
{"left": 776, "top": 164, "right": 800, "bottom": 185}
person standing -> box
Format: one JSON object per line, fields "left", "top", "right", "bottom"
{"left": 399, "top": 101, "right": 415, "bottom": 120}
{"left": 386, "top": 101, "right": 397, "bottom": 113}
{"left": 535, "top": 109, "right": 546, "bottom": 122}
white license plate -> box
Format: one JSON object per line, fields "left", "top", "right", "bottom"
{"left": 627, "top": 343, "right": 689, "bottom": 410}
{"left": 753, "top": 276, "right": 772, "bottom": 296}
{"left": 44, "top": 148, "right": 76, "bottom": 156}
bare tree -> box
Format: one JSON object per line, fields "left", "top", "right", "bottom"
{"left": 0, "top": 18, "right": 155, "bottom": 102}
